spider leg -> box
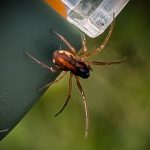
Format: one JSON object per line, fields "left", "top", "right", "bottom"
{"left": 81, "top": 34, "right": 87, "bottom": 54}
{"left": 85, "top": 13, "right": 115, "bottom": 58}
{"left": 55, "top": 72, "right": 73, "bottom": 117}
{"left": 91, "top": 57, "right": 127, "bottom": 66}
{"left": 53, "top": 31, "right": 77, "bottom": 55}
{"left": 78, "top": 34, "right": 88, "bottom": 59}
{"left": 38, "top": 71, "right": 67, "bottom": 91}
{"left": 0, "top": 128, "right": 9, "bottom": 133}
{"left": 25, "top": 51, "right": 56, "bottom": 72}
{"left": 76, "top": 77, "right": 89, "bottom": 138}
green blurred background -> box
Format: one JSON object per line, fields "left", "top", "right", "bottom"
{"left": 1, "top": 0, "right": 150, "bottom": 150}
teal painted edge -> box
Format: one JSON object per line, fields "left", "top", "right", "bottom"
{"left": 0, "top": 0, "right": 82, "bottom": 140}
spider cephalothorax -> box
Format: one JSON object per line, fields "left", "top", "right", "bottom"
{"left": 26, "top": 14, "right": 125, "bottom": 137}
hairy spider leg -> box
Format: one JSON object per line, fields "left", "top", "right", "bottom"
{"left": 91, "top": 57, "right": 127, "bottom": 66}
{"left": 55, "top": 73, "right": 73, "bottom": 117}
{"left": 85, "top": 13, "right": 115, "bottom": 58}
{"left": 53, "top": 31, "right": 77, "bottom": 55}
{"left": 78, "top": 34, "right": 88, "bottom": 59}
{"left": 81, "top": 34, "right": 87, "bottom": 54}
{"left": 38, "top": 71, "right": 67, "bottom": 91}
{"left": 25, "top": 51, "right": 56, "bottom": 72}
{"left": 76, "top": 77, "right": 89, "bottom": 138}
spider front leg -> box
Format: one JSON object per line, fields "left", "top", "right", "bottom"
{"left": 91, "top": 57, "right": 127, "bottom": 66}
{"left": 53, "top": 31, "right": 77, "bottom": 55}
{"left": 76, "top": 77, "right": 89, "bottom": 138}
{"left": 85, "top": 13, "right": 115, "bottom": 58}
{"left": 55, "top": 72, "right": 73, "bottom": 117}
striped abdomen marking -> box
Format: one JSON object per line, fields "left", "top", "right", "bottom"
{"left": 53, "top": 50, "right": 76, "bottom": 72}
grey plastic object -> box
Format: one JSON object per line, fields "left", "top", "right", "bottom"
{"left": 61, "top": 0, "right": 129, "bottom": 37}
{"left": 0, "top": 0, "right": 81, "bottom": 140}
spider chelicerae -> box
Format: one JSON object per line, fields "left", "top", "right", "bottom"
{"left": 26, "top": 14, "right": 125, "bottom": 137}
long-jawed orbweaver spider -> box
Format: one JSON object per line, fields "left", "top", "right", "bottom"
{"left": 26, "top": 14, "right": 126, "bottom": 137}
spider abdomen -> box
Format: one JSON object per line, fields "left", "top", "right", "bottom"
{"left": 53, "top": 50, "right": 76, "bottom": 71}
{"left": 53, "top": 50, "right": 90, "bottom": 79}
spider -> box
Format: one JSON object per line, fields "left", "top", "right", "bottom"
{"left": 25, "top": 14, "right": 125, "bottom": 137}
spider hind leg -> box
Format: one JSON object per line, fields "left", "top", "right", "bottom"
{"left": 52, "top": 31, "right": 77, "bottom": 55}
{"left": 39, "top": 71, "right": 67, "bottom": 91}
{"left": 25, "top": 51, "right": 56, "bottom": 72}
{"left": 55, "top": 73, "right": 73, "bottom": 117}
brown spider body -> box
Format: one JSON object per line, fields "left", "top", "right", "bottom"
{"left": 53, "top": 50, "right": 90, "bottom": 79}
{"left": 25, "top": 14, "right": 125, "bottom": 137}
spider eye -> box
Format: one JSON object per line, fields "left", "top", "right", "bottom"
{"left": 79, "top": 68, "right": 86, "bottom": 73}
{"left": 79, "top": 67, "right": 90, "bottom": 78}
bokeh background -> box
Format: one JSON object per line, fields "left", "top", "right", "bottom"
{"left": 1, "top": 0, "right": 150, "bottom": 150}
